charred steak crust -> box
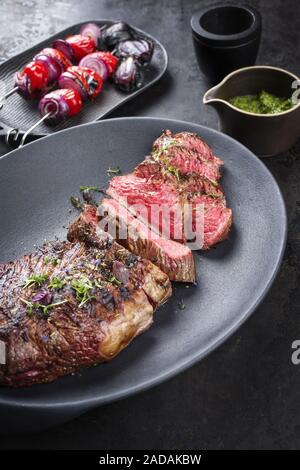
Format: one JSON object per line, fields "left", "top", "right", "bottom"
{"left": 0, "top": 225, "right": 171, "bottom": 387}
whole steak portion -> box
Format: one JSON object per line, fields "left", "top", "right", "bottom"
{"left": 0, "top": 223, "right": 171, "bottom": 387}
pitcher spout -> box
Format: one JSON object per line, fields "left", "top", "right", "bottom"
{"left": 203, "top": 79, "right": 229, "bottom": 108}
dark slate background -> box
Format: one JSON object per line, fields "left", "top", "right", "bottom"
{"left": 0, "top": 0, "right": 299, "bottom": 450}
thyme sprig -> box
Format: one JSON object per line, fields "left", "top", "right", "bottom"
{"left": 20, "top": 297, "right": 67, "bottom": 316}
{"left": 47, "top": 277, "right": 66, "bottom": 290}
{"left": 152, "top": 138, "right": 178, "bottom": 158}
{"left": 71, "top": 277, "right": 96, "bottom": 307}
{"left": 70, "top": 196, "right": 84, "bottom": 211}
{"left": 22, "top": 273, "right": 48, "bottom": 290}
{"left": 107, "top": 275, "right": 122, "bottom": 286}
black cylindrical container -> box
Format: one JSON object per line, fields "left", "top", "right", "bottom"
{"left": 191, "top": 4, "right": 262, "bottom": 83}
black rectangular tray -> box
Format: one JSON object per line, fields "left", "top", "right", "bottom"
{"left": 0, "top": 20, "right": 168, "bottom": 146}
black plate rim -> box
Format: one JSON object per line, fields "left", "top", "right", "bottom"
{"left": 0, "top": 117, "right": 287, "bottom": 409}
{"left": 0, "top": 20, "right": 168, "bottom": 138}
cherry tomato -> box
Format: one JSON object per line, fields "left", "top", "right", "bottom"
{"left": 24, "top": 62, "right": 49, "bottom": 89}
{"left": 59, "top": 66, "right": 103, "bottom": 100}
{"left": 96, "top": 51, "right": 119, "bottom": 76}
{"left": 66, "top": 35, "right": 96, "bottom": 61}
{"left": 55, "top": 88, "right": 83, "bottom": 116}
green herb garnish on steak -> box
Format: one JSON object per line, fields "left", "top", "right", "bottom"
{"left": 70, "top": 196, "right": 84, "bottom": 211}
{"left": 47, "top": 277, "right": 66, "bottom": 290}
{"left": 71, "top": 277, "right": 96, "bottom": 307}
{"left": 22, "top": 273, "right": 48, "bottom": 289}
{"left": 166, "top": 164, "right": 180, "bottom": 180}
{"left": 20, "top": 297, "right": 67, "bottom": 316}
{"left": 107, "top": 275, "right": 122, "bottom": 286}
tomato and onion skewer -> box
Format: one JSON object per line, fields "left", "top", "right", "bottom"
{"left": 0, "top": 34, "right": 95, "bottom": 108}
{"left": 19, "top": 66, "right": 104, "bottom": 145}
{"left": 19, "top": 88, "right": 83, "bottom": 147}
{"left": 0, "top": 48, "right": 71, "bottom": 109}
{"left": 29, "top": 67, "right": 103, "bottom": 129}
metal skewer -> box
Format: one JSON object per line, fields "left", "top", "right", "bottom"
{"left": 0, "top": 86, "right": 19, "bottom": 110}
{"left": 18, "top": 111, "right": 53, "bottom": 148}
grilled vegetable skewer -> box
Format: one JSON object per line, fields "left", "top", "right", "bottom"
{"left": 38, "top": 88, "right": 83, "bottom": 124}
{"left": 19, "top": 88, "right": 83, "bottom": 147}
{"left": 0, "top": 48, "right": 71, "bottom": 108}
{"left": 19, "top": 68, "right": 106, "bottom": 146}
{"left": 0, "top": 32, "right": 95, "bottom": 107}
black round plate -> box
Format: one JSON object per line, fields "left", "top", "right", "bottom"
{"left": 0, "top": 118, "right": 287, "bottom": 433}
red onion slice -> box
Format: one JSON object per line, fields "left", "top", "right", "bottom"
{"left": 14, "top": 71, "right": 31, "bottom": 99}
{"left": 52, "top": 39, "right": 75, "bottom": 62}
{"left": 79, "top": 54, "right": 109, "bottom": 80}
{"left": 58, "top": 72, "right": 87, "bottom": 100}
{"left": 38, "top": 91, "right": 70, "bottom": 123}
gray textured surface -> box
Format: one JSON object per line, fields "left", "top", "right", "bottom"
{"left": 0, "top": 0, "right": 299, "bottom": 450}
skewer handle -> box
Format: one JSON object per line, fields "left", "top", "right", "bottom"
{"left": 0, "top": 86, "right": 18, "bottom": 110}
{"left": 18, "top": 111, "right": 52, "bottom": 148}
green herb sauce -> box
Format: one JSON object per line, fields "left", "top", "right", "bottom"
{"left": 229, "top": 90, "right": 293, "bottom": 114}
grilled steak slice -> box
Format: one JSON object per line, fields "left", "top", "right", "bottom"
{"left": 189, "top": 194, "right": 233, "bottom": 250}
{"left": 107, "top": 172, "right": 185, "bottom": 242}
{"left": 152, "top": 129, "right": 223, "bottom": 183}
{"left": 0, "top": 227, "right": 171, "bottom": 387}
{"left": 98, "top": 200, "right": 196, "bottom": 283}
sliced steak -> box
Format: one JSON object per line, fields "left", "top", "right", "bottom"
{"left": 108, "top": 155, "right": 231, "bottom": 250}
{"left": 189, "top": 194, "right": 233, "bottom": 250}
{"left": 152, "top": 129, "right": 223, "bottom": 183}
{"left": 99, "top": 200, "right": 196, "bottom": 283}
{"left": 0, "top": 225, "right": 171, "bottom": 387}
